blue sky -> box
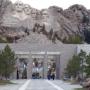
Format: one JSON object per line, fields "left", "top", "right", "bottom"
{"left": 11, "top": 0, "right": 90, "bottom": 10}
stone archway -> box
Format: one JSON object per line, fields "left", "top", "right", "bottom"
{"left": 30, "top": 52, "right": 60, "bottom": 79}
{"left": 17, "top": 58, "right": 28, "bottom": 79}
{"left": 16, "top": 51, "right": 60, "bottom": 79}
{"left": 32, "top": 58, "right": 44, "bottom": 79}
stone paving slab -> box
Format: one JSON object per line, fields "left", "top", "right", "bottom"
{"left": 0, "top": 79, "right": 82, "bottom": 90}
{"left": 26, "top": 80, "right": 57, "bottom": 90}
{"left": 51, "top": 80, "right": 82, "bottom": 90}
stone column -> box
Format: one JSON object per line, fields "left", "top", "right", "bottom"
{"left": 12, "top": 57, "right": 20, "bottom": 79}
{"left": 43, "top": 52, "right": 48, "bottom": 79}
{"left": 56, "top": 54, "right": 60, "bottom": 79}
{"left": 27, "top": 52, "right": 33, "bottom": 79}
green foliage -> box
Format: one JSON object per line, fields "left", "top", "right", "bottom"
{"left": 78, "top": 50, "right": 86, "bottom": 78}
{"left": 74, "top": 88, "right": 85, "bottom": 90}
{"left": 66, "top": 55, "right": 81, "bottom": 78}
{"left": 63, "top": 35, "right": 83, "bottom": 44}
{"left": 0, "top": 45, "right": 16, "bottom": 79}
{"left": 66, "top": 50, "right": 87, "bottom": 78}
{"left": 85, "top": 54, "right": 90, "bottom": 76}
{"left": 66, "top": 49, "right": 90, "bottom": 79}
{"left": 0, "top": 51, "right": 4, "bottom": 76}
{"left": 0, "top": 80, "right": 13, "bottom": 85}
{"left": 79, "top": 50, "right": 86, "bottom": 58}
{"left": 82, "top": 14, "right": 89, "bottom": 24}
{"left": 78, "top": 50, "right": 90, "bottom": 77}
{"left": 84, "top": 28, "right": 90, "bottom": 44}
{"left": 0, "top": 37, "right": 8, "bottom": 43}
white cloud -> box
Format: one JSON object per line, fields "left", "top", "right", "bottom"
{"left": 10, "top": 0, "right": 90, "bottom": 10}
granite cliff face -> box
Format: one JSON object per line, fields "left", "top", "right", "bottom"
{"left": 1, "top": 1, "right": 90, "bottom": 43}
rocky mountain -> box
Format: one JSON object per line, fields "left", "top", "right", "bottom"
{"left": 1, "top": 0, "right": 90, "bottom": 44}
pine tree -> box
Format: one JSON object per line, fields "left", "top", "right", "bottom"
{"left": 85, "top": 54, "right": 90, "bottom": 76}
{"left": 1, "top": 45, "right": 16, "bottom": 79}
{"left": 66, "top": 55, "right": 81, "bottom": 78}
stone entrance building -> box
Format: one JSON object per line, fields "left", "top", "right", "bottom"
{"left": 0, "top": 43, "right": 78, "bottom": 79}
{"left": 0, "top": 43, "right": 89, "bottom": 79}
{"left": 16, "top": 51, "right": 60, "bottom": 79}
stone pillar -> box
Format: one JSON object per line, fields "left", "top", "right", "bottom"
{"left": 12, "top": 57, "right": 20, "bottom": 79}
{"left": 43, "top": 52, "right": 48, "bottom": 79}
{"left": 56, "top": 54, "right": 60, "bottom": 79}
{"left": 27, "top": 52, "right": 32, "bottom": 79}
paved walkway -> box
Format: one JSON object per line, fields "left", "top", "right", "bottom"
{"left": 0, "top": 79, "right": 82, "bottom": 90}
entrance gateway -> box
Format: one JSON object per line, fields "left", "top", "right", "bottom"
{"left": 16, "top": 51, "right": 60, "bottom": 79}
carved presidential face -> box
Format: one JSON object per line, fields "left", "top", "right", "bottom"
{"left": 14, "top": 1, "right": 24, "bottom": 12}
{"left": 42, "top": 10, "right": 49, "bottom": 22}
{"left": 31, "top": 9, "right": 37, "bottom": 18}
{"left": 24, "top": 4, "right": 31, "bottom": 15}
{"left": 42, "top": 10, "right": 49, "bottom": 18}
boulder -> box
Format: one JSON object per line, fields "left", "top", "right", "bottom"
{"left": 82, "top": 78, "right": 90, "bottom": 89}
